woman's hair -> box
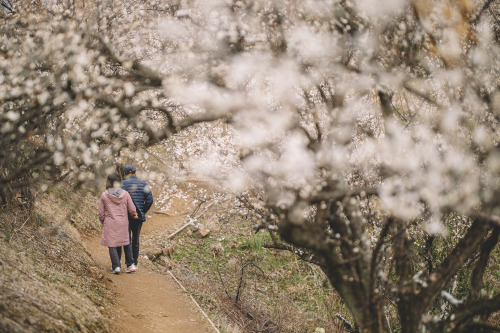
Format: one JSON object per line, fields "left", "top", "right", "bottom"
{"left": 106, "top": 174, "right": 122, "bottom": 189}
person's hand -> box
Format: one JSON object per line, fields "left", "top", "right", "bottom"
{"left": 133, "top": 214, "right": 139, "bottom": 219}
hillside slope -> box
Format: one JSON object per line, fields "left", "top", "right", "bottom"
{"left": 0, "top": 188, "right": 111, "bottom": 332}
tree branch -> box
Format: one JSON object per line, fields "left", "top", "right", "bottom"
{"left": 421, "top": 218, "right": 491, "bottom": 313}
{"left": 235, "top": 262, "right": 264, "bottom": 305}
{"left": 369, "top": 217, "right": 393, "bottom": 302}
{"left": 471, "top": 0, "right": 496, "bottom": 25}
{"left": 452, "top": 294, "right": 500, "bottom": 328}
{"left": 469, "top": 227, "right": 499, "bottom": 299}
{"left": 263, "top": 241, "right": 320, "bottom": 265}
{"left": 309, "top": 187, "right": 377, "bottom": 204}
{"left": 175, "top": 111, "right": 233, "bottom": 130}
{"left": 92, "top": 34, "right": 163, "bottom": 87}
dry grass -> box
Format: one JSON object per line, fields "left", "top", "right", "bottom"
{"left": 36, "top": 185, "right": 102, "bottom": 234}
{"left": 0, "top": 190, "right": 112, "bottom": 332}
{"left": 144, "top": 182, "right": 350, "bottom": 333}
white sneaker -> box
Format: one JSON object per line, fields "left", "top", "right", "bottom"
{"left": 112, "top": 267, "right": 121, "bottom": 274}
{"left": 132, "top": 264, "right": 138, "bottom": 271}
{"left": 125, "top": 265, "right": 136, "bottom": 273}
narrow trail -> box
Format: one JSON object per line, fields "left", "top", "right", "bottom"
{"left": 83, "top": 212, "right": 213, "bottom": 333}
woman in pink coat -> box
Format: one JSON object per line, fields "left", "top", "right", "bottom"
{"left": 99, "top": 174, "right": 138, "bottom": 274}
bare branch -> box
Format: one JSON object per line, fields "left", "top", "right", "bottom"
{"left": 471, "top": 0, "right": 496, "bottom": 25}
{"left": 469, "top": 227, "right": 499, "bottom": 299}
{"left": 309, "top": 187, "right": 377, "bottom": 204}
{"left": 453, "top": 294, "right": 500, "bottom": 328}
{"left": 175, "top": 112, "right": 233, "bottom": 131}
{"left": 92, "top": 34, "right": 163, "bottom": 87}
{"left": 421, "top": 218, "right": 491, "bottom": 312}
{"left": 235, "top": 262, "right": 264, "bottom": 305}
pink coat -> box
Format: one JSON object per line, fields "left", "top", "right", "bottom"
{"left": 98, "top": 189, "right": 137, "bottom": 247}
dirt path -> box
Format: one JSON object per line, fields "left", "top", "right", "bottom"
{"left": 83, "top": 212, "right": 213, "bottom": 333}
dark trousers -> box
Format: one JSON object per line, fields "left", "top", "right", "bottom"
{"left": 108, "top": 244, "right": 134, "bottom": 269}
{"left": 129, "top": 220, "right": 143, "bottom": 266}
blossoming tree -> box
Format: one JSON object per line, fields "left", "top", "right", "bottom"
{"left": 1, "top": 0, "right": 499, "bottom": 332}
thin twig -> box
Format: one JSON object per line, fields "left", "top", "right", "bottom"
{"left": 235, "top": 262, "right": 265, "bottom": 305}
{"left": 216, "top": 267, "right": 232, "bottom": 300}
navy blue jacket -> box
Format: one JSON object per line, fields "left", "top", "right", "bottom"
{"left": 122, "top": 175, "right": 153, "bottom": 222}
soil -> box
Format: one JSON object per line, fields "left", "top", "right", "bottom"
{"left": 83, "top": 212, "right": 213, "bottom": 333}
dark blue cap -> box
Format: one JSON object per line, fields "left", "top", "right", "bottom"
{"left": 124, "top": 165, "right": 136, "bottom": 174}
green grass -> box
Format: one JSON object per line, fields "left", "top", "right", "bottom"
{"left": 163, "top": 216, "right": 346, "bottom": 333}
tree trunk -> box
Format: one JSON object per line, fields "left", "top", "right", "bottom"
{"left": 394, "top": 228, "right": 420, "bottom": 333}
{"left": 323, "top": 263, "right": 391, "bottom": 333}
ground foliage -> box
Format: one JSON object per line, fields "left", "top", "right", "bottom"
{"left": 145, "top": 180, "right": 499, "bottom": 333}
{"left": 142, "top": 181, "right": 345, "bottom": 333}
{"left": 1, "top": 0, "right": 500, "bottom": 332}
{"left": 0, "top": 189, "right": 112, "bottom": 333}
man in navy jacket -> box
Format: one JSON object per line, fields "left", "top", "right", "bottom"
{"left": 122, "top": 164, "right": 154, "bottom": 269}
